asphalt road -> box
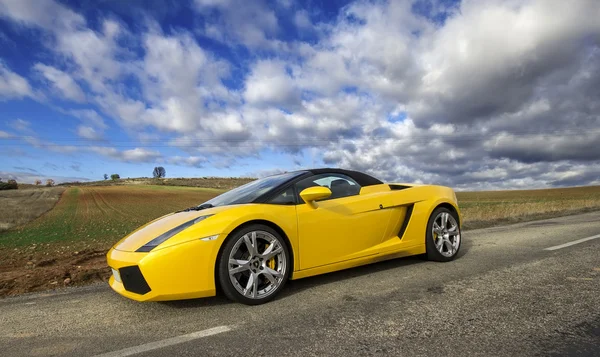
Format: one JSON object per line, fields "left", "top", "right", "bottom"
{"left": 1, "top": 212, "right": 600, "bottom": 357}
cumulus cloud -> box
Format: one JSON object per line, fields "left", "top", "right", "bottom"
{"left": 409, "top": 0, "right": 600, "bottom": 126}
{"left": 243, "top": 59, "right": 300, "bottom": 108}
{"left": 193, "top": 0, "right": 279, "bottom": 48}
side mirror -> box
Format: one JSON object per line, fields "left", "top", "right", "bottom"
{"left": 300, "top": 186, "right": 332, "bottom": 203}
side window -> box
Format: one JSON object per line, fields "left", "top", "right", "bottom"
{"left": 296, "top": 173, "right": 361, "bottom": 202}
{"left": 268, "top": 187, "right": 296, "bottom": 205}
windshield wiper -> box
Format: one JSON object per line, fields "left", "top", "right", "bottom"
{"left": 178, "top": 203, "right": 214, "bottom": 212}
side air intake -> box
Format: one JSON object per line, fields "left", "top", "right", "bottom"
{"left": 389, "top": 184, "right": 411, "bottom": 191}
{"left": 398, "top": 204, "right": 414, "bottom": 239}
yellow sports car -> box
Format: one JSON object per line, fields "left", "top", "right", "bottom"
{"left": 107, "top": 168, "right": 461, "bottom": 305}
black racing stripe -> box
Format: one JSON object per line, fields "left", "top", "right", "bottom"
{"left": 398, "top": 204, "right": 414, "bottom": 239}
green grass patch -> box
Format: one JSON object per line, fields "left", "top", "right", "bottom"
{"left": 0, "top": 186, "right": 220, "bottom": 248}
{"left": 0, "top": 188, "right": 80, "bottom": 246}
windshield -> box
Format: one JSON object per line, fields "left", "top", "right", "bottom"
{"left": 203, "top": 171, "right": 306, "bottom": 207}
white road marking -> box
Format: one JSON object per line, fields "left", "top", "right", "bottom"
{"left": 92, "top": 325, "right": 232, "bottom": 357}
{"left": 544, "top": 234, "right": 600, "bottom": 251}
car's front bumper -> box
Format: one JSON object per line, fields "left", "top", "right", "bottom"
{"left": 106, "top": 238, "right": 222, "bottom": 301}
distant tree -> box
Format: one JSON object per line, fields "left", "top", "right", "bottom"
{"left": 35, "top": 179, "right": 42, "bottom": 186}
{"left": 110, "top": 174, "right": 120, "bottom": 181}
{"left": 0, "top": 179, "right": 18, "bottom": 190}
{"left": 153, "top": 166, "right": 166, "bottom": 178}
{"left": 46, "top": 179, "right": 55, "bottom": 187}
{"left": 103, "top": 174, "right": 109, "bottom": 180}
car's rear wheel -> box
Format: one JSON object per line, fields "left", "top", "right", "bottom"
{"left": 425, "top": 207, "right": 461, "bottom": 262}
{"left": 218, "top": 224, "right": 290, "bottom": 305}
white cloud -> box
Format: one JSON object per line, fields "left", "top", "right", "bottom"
{"left": 90, "top": 146, "right": 162, "bottom": 163}
{"left": 34, "top": 63, "right": 86, "bottom": 102}
{"left": 0, "top": 62, "right": 34, "bottom": 100}
{"left": 55, "top": 20, "right": 123, "bottom": 92}
{"left": 66, "top": 109, "right": 106, "bottom": 129}
{"left": 22, "top": 135, "right": 78, "bottom": 154}
{"left": 277, "top": 0, "right": 292, "bottom": 8}
{"left": 244, "top": 59, "right": 299, "bottom": 108}
{"left": 294, "top": 10, "right": 312, "bottom": 30}
{"left": 0, "top": 0, "right": 84, "bottom": 31}
{"left": 0, "top": 130, "right": 14, "bottom": 138}
{"left": 9, "top": 119, "right": 31, "bottom": 133}
{"left": 87, "top": 145, "right": 207, "bottom": 168}
{"left": 194, "top": 0, "right": 279, "bottom": 48}
{"left": 166, "top": 156, "right": 206, "bottom": 168}
{"left": 76, "top": 125, "right": 103, "bottom": 140}
{"left": 410, "top": 0, "right": 600, "bottom": 125}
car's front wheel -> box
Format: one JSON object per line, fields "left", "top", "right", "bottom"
{"left": 425, "top": 207, "right": 461, "bottom": 262}
{"left": 218, "top": 224, "right": 291, "bottom": 305}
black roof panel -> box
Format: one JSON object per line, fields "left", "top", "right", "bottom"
{"left": 306, "top": 168, "right": 383, "bottom": 187}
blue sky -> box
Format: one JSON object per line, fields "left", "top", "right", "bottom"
{"left": 1, "top": 0, "right": 599, "bottom": 189}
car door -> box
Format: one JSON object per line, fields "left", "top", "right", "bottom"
{"left": 295, "top": 173, "right": 392, "bottom": 270}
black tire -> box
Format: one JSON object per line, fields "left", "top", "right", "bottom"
{"left": 425, "top": 207, "right": 461, "bottom": 262}
{"left": 218, "top": 224, "right": 291, "bottom": 305}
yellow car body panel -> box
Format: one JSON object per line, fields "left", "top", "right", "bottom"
{"left": 106, "top": 178, "right": 460, "bottom": 302}
{"left": 108, "top": 239, "right": 221, "bottom": 301}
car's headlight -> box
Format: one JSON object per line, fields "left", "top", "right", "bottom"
{"left": 136, "top": 215, "right": 213, "bottom": 252}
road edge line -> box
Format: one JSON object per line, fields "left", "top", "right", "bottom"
{"left": 91, "top": 325, "right": 232, "bottom": 357}
{"left": 544, "top": 234, "right": 600, "bottom": 251}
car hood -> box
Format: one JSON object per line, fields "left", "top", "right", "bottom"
{"left": 112, "top": 205, "right": 234, "bottom": 252}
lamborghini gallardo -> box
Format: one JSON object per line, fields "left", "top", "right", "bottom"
{"left": 107, "top": 168, "right": 461, "bottom": 305}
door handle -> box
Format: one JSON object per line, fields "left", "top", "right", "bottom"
{"left": 379, "top": 204, "right": 384, "bottom": 209}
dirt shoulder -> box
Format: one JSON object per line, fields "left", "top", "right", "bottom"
{"left": 0, "top": 241, "right": 110, "bottom": 296}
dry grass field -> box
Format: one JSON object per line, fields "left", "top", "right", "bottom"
{"left": 0, "top": 187, "right": 65, "bottom": 232}
{"left": 457, "top": 185, "right": 600, "bottom": 229}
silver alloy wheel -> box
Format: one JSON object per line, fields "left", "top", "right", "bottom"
{"left": 228, "top": 230, "right": 287, "bottom": 299}
{"left": 432, "top": 212, "right": 461, "bottom": 257}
